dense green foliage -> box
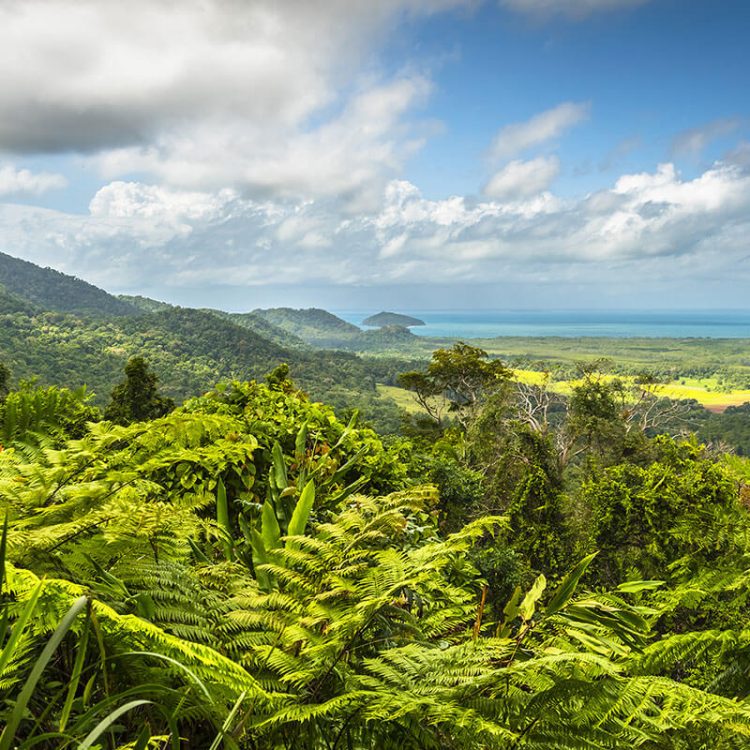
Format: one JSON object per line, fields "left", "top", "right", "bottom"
{"left": 700, "top": 403, "right": 750, "bottom": 454}
{"left": 4, "top": 254, "right": 750, "bottom": 747}
{"left": 4, "top": 366, "right": 750, "bottom": 748}
{"left": 252, "top": 307, "right": 361, "bottom": 346}
{"left": 105, "top": 356, "right": 175, "bottom": 425}
{"left": 0, "top": 307, "right": 404, "bottom": 430}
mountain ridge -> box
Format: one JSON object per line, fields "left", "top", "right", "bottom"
{"left": 0, "top": 251, "right": 138, "bottom": 316}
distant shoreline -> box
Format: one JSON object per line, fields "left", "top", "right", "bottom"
{"left": 334, "top": 310, "right": 750, "bottom": 339}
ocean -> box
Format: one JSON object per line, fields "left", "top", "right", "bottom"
{"left": 334, "top": 310, "right": 750, "bottom": 339}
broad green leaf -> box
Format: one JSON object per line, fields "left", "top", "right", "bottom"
{"left": 616, "top": 580, "right": 664, "bottom": 594}
{"left": 545, "top": 552, "right": 598, "bottom": 617}
{"left": 519, "top": 575, "right": 546, "bottom": 622}
{"left": 295, "top": 423, "right": 308, "bottom": 458}
{"left": 271, "top": 442, "right": 288, "bottom": 489}
{"left": 58, "top": 611, "right": 90, "bottom": 732}
{"left": 261, "top": 500, "right": 282, "bottom": 551}
{"left": 287, "top": 479, "right": 315, "bottom": 539}
{"left": 216, "top": 477, "right": 234, "bottom": 561}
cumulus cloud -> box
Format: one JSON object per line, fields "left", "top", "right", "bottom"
{"left": 500, "top": 0, "right": 650, "bottom": 18}
{"left": 0, "top": 0, "right": 468, "bottom": 202}
{"left": 91, "top": 75, "right": 433, "bottom": 209}
{"left": 489, "top": 102, "right": 590, "bottom": 161}
{"left": 0, "top": 165, "right": 67, "bottom": 196}
{"left": 483, "top": 156, "right": 559, "bottom": 198}
{"left": 671, "top": 118, "right": 741, "bottom": 159}
{"left": 2, "top": 160, "right": 748, "bottom": 296}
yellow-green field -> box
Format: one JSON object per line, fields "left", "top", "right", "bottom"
{"left": 376, "top": 384, "right": 425, "bottom": 414}
{"left": 379, "top": 371, "right": 750, "bottom": 414}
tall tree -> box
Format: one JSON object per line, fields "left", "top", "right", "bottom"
{"left": 105, "top": 356, "right": 174, "bottom": 424}
{"left": 399, "top": 342, "right": 512, "bottom": 429}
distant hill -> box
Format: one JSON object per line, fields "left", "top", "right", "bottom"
{"left": 0, "top": 251, "right": 138, "bottom": 316}
{"left": 0, "top": 254, "right": 408, "bottom": 430}
{"left": 207, "top": 310, "right": 310, "bottom": 350}
{"left": 363, "top": 311, "right": 425, "bottom": 328}
{"left": 253, "top": 307, "right": 361, "bottom": 345}
{"left": 121, "top": 295, "right": 310, "bottom": 350}
{"left": 335, "top": 325, "right": 421, "bottom": 353}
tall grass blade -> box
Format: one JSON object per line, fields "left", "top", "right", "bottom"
{"left": 0, "top": 595, "right": 88, "bottom": 750}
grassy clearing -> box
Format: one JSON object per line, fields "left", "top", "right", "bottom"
{"left": 379, "top": 371, "right": 750, "bottom": 415}
{"left": 376, "top": 384, "right": 424, "bottom": 414}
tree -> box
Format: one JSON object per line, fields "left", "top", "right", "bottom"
{"left": 399, "top": 342, "right": 512, "bottom": 429}
{"left": 104, "top": 356, "right": 175, "bottom": 424}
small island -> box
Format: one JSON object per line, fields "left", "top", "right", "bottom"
{"left": 363, "top": 311, "right": 425, "bottom": 328}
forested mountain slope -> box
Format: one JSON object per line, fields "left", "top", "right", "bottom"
{"left": 0, "top": 284, "right": 37, "bottom": 314}
{"left": 0, "top": 306, "right": 388, "bottom": 408}
{"left": 207, "top": 310, "right": 310, "bottom": 349}
{"left": 253, "top": 306, "right": 361, "bottom": 345}
{"left": 0, "top": 250, "right": 138, "bottom": 316}
{"left": 120, "top": 293, "right": 310, "bottom": 349}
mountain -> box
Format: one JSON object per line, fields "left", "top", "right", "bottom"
{"left": 252, "top": 307, "right": 361, "bottom": 346}
{"left": 363, "top": 311, "right": 425, "bottom": 328}
{"left": 206, "top": 311, "right": 310, "bottom": 350}
{"left": 120, "top": 295, "right": 309, "bottom": 350}
{"left": 0, "top": 253, "right": 408, "bottom": 430}
{"left": 0, "top": 251, "right": 138, "bottom": 316}
{"left": 0, "top": 305, "right": 378, "bottom": 402}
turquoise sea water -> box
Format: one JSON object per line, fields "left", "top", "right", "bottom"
{"left": 334, "top": 310, "right": 750, "bottom": 339}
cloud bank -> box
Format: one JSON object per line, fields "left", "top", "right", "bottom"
{"left": 0, "top": 166, "right": 67, "bottom": 196}
{"left": 0, "top": 0, "right": 467, "bottom": 204}
{"left": 1, "top": 161, "right": 747, "bottom": 301}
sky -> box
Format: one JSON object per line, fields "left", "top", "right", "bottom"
{"left": 0, "top": 0, "right": 749, "bottom": 311}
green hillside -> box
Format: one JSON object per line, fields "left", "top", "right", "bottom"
{"left": 0, "top": 305, "right": 404, "bottom": 431}
{"left": 0, "top": 284, "right": 37, "bottom": 314}
{"left": 253, "top": 306, "right": 361, "bottom": 345}
{"left": 209, "top": 310, "right": 310, "bottom": 349}
{"left": 0, "top": 251, "right": 138, "bottom": 316}
{"left": 118, "top": 294, "right": 174, "bottom": 313}
{"left": 120, "top": 295, "right": 309, "bottom": 349}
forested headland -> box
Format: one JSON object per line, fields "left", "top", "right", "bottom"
{"left": 3, "top": 253, "right": 750, "bottom": 747}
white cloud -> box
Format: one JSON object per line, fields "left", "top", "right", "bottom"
{"left": 0, "top": 0, "right": 468, "bottom": 204}
{"left": 3, "top": 160, "right": 747, "bottom": 297}
{"left": 483, "top": 156, "right": 559, "bottom": 198}
{"left": 91, "top": 75, "right": 433, "bottom": 209}
{"left": 500, "top": 0, "right": 650, "bottom": 18}
{"left": 489, "top": 102, "right": 590, "bottom": 161}
{"left": 0, "top": 165, "right": 67, "bottom": 196}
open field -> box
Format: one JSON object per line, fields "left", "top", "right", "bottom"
{"left": 378, "top": 370, "right": 750, "bottom": 414}
{"left": 376, "top": 384, "right": 424, "bottom": 413}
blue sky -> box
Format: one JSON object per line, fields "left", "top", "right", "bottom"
{"left": 0, "top": 0, "right": 749, "bottom": 310}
